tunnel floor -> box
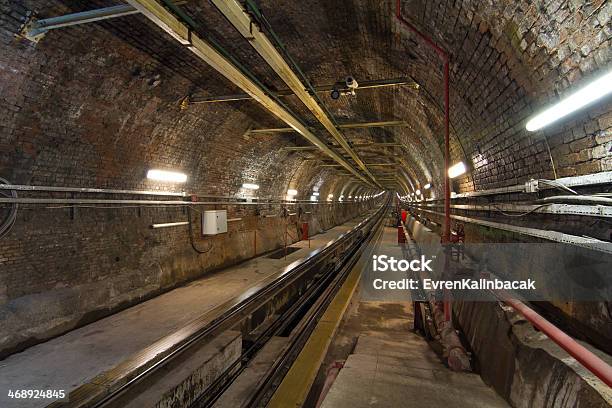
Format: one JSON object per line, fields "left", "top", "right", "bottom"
{"left": 318, "top": 301, "right": 507, "bottom": 408}
{"left": 303, "top": 226, "right": 507, "bottom": 407}
{"left": 0, "top": 216, "right": 368, "bottom": 408}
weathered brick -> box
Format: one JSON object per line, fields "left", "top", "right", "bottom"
{"left": 569, "top": 135, "right": 597, "bottom": 152}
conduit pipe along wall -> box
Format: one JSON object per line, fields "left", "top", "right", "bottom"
{"left": 395, "top": 0, "right": 451, "bottom": 243}
{"left": 124, "top": 0, "right": 374, "bottom": 189}
{"left": 209, "top": 0, "right": 381, "bottom": 189}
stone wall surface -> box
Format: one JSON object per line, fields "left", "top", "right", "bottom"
{"left": 454, "top": 300, "right": 612, "bottom": 408}
{"left": 0, "top": 0, "right": 610, "bottom": 363}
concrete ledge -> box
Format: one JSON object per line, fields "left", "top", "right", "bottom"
{"left": 454, "top": 300, "right": 612, "bottom": 407}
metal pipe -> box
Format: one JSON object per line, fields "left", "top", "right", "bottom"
{"left": 189, "top": 78, "right": 418, "bottom": 103}
{"left": 0, "top": 198, "right": 360, "bottom": 206}
{"left": 536, "top": 195, "right": 612, "bottom": 205}
{"left": 23, "top": 4, "right": 140, "bottom": 40}
{"left": 443, "top": 61, "right": 450, "bottom": 244}
{"left": 409, "top": 202, "right": 612, "bottom": 218}
{"left": 250, "top": 121, "right": 408, "bottom": 134}
{"left": 0, "top": 183, "right": 187, "bottom": 197}
{"left": 442, "top": 171, "right": 612, "bottom": 199}
{"left": 503, "top": 297, "right": 612, "bottom": 387}
{"left": 395, "top": 0, "right": 451, "bottom": 243}
{"left": 404, "top": 206, "right": 612, "bottom": 253}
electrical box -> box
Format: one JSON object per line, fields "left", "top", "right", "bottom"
{"left": 201, "top": 210, "right": 227, "bottom": 235}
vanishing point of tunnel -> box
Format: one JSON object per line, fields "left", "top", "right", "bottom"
{"left": 1, "top": 1, "right": 611, "bottom": 407}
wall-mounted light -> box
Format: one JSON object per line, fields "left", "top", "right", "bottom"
{"left": 312, "top": 191, "right": 320, "bottom": 196}
{"left": 415, "top": 189, "right": 421, "bottom": 196}
{"left": 147, "top": 169, "right": 187, "bottom": 183}
{"left": 526, "top": 69, "right": 612, "bottom": 131}
{"left": 242, "top": 183, "right": 260, "bottom": 190}
{"left": 287, "top": 189, "right": 298, "bottom": 196}
{"left": 310, "top": 195, "right": 318, "bottom": 202}
{"left": 423, "top": 183, "right": 431, "bottom": 190}
{"left": 448, "top": 162, "right": 466, "bottom": 178}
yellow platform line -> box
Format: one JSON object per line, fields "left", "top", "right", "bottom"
{"left": 267, "top": 224, "right": 385, "bottom": 408}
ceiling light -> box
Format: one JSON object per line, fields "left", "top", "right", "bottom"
{"left": 448, "top": 162, "right": 466, "bottom": 178}
{"left": 287, "top": 189, "right": 298, "bottom": 196}
{"left": 424, "top": 183, "right": 431, "bottom": 190}
{"left": 415, "top": 189, "right": 421, "bottom": 195}
{"left": 242, "top": 183, "right": 260, "bottom": 190}
{"left": 526, "top": 69, "right": 612, "bottom": 131}
{"left": 147, "top": 169, "right": 187, "bottom": 183}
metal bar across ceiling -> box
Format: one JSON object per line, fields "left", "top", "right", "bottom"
{"left": 125, "top": 0, "right": 376, "bottom": 188}
{"left": 209, "top": 0, "right": 381, "bottom": 188}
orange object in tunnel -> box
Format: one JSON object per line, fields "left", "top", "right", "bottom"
{"left": 398, "top": 226, "right": 406, "bottom": 243}
{"left": 301, "top": 222, "right": 309, "bottom": 240}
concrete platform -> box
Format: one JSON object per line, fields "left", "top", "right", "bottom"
{"left": 315, "top": 226, "right": 507, "bottom": 408}
{"left": 320, "top": 305, "right": 508, "bottom": 408}
{"left": 0, "top": 216, "right": 367, "bottom": 408}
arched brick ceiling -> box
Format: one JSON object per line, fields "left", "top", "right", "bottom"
{"left": 249, "top": 0, "right": 610, "bottom": 195}
{"left": 4, "top": 0, "right": 610, "bottom": 200}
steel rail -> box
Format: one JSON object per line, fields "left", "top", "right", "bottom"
{"left": 191, "top": 203, "right": 387, "bottom": 407}
{"left": 245, "top": 201, "right": 389, "bottom": 407}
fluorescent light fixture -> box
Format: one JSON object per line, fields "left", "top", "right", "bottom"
{"left": 424, "top": 183, "right": 431, "bottom": 190}
{"left": 526, "top": 69, "right": 612, "bottom": 131}
{"left": 312, "top": 192, "right": 320, "bottom": 196}
{"left": 147, "top": 169, "right": 187, "bottom": 183}
{"left": 287, "top": 189, "right": 298, "bottom": 196}
{"left": 448, "top": 161, "right": 467, "bottom": 178}
{"left": 415, "top": 189, "right": 421, "bottom": 195}
{"left": 242, "top": 183, "right": 260, "bottom": 190}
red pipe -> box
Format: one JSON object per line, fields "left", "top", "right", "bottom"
{"left": 504, "top": 297, "right": 612, "bottom": 387}
{"left": 395, "top": 0, "right": 450, "bottom": 243}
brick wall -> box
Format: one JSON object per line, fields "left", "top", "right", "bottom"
{"left": 0, "top": 0, "right": 381, "bottom": 357}
{"left": 0, "top": 0, "right": 610, "bottom": 357}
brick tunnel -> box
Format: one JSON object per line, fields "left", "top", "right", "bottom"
{"left": 0, "top": 1, "right": 611, "bottom": 407}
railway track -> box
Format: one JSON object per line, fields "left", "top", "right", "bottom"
{"left": 51, "top": 199, "right": 390, "bottom": 408}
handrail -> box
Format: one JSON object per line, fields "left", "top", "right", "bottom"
{"left": 502, "top": 297, "right": 612, "bottom": 387}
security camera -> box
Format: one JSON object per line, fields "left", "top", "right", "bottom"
{"left": 345, "top": 76, "right": 358, "bottom": 89}
{"left": 345, "top": 76, "right": 358, "bottom": 96}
